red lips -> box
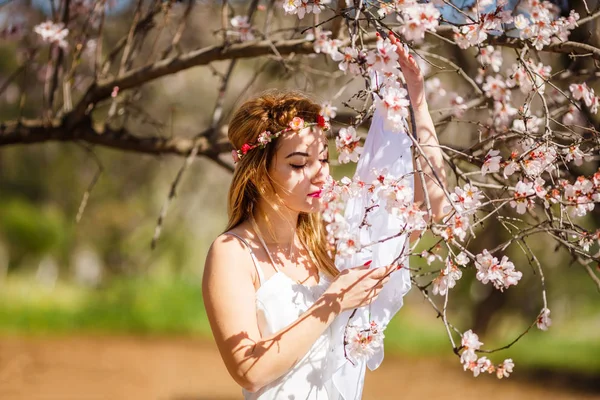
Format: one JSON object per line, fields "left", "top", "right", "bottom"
{"left": 308, "top": 190, "right": 322, "bottom": 198}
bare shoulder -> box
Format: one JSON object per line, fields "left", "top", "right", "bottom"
{"left": 203, "top": 228, "right": 258, "bottom": 289}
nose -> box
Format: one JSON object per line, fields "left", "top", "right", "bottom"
{"left": 311, "top": 160, "right": 329, "bottom": 185}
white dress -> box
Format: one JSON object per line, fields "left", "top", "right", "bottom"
{"left": 224, "top": 102, "right": 414, "bottom": 399}
{"left": 223, "top": 231, "right": 343, "bottom": 400}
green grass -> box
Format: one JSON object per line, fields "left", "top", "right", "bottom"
{"left": 0, "top": 275, "right": 211, "bottom": 335}
{"left": 1, "top": 275, "right": 598, "bottom": 376}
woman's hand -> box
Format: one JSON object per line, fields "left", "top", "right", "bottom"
{"left": 325, "top": 264, "right": 397, "bottom": 312}
{"left": 390, "top": 33, "right": 425, "bottom": 107}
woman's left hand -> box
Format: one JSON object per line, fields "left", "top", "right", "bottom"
{"left": 390, "top": 33, "right": 425, "bottom": 107}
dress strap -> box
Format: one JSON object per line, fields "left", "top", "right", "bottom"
{"left": 223, "top": 232, "right": 265, "bottom": 286}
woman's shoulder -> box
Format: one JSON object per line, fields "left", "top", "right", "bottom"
{"left": 211, "top": 224, "right": 253, "bottom": 253}
{"left": 205, "top": 224, "right": 257, "bottom": 281}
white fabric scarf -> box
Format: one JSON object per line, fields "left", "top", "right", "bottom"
{"left": 328, "top": 83, "right": 415, "bottom": 399}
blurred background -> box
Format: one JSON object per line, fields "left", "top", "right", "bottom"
{"left": 0, "top": 0, "right": 599, "bottom": 399}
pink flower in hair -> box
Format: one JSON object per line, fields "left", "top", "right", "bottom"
{"left": 289, "top": 117, "right": 305, "bottom": 130}
{"left": 231, "top": 150, "right": 240, "bottom": 163}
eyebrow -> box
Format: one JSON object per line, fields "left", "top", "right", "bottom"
{"left": 285, "top": 144, "right": 329, "bottom": 159}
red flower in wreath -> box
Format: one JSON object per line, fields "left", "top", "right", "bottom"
{"left": 241, "top": 143, "right": 252, "bottom": 155}
{"left": 317, "top": 114, "right": 326, "bottom": 128}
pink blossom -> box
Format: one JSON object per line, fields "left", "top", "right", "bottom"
{"left": 335, "top": 126, "right": 363, "bottom": 164}
{"left": 481, "top": 149, "right": 502, "bottom": 176}
{"left": 461, "top": 329, "right": 483, "bottom": 351}
{"left": 482, "top": 75, "right": 509, "bottom": 101}
{"left": 230, "top": 16, "right": 254, "bottom": 41}
{"left": 447, "top": 183, "right": 484, "bottom": 215}
{"left": 376, "top": 84, "right": 410, "bottom": 132}
{"left": 510, "top": 180, "right": 535, "bottom": 214}
{"left": 34, "top": 21, "right": 69, "bottom": 48}
{"left": 496, "top": 358, "right": 514, "bottom": 379}
{"left": 345, "top": 322, "right": 385, "bottom": 363}
{"left": 366, "top": 38, "right": 400, "bottom": 76}
{"left": 331, "top": 47, "right": 362, "bottom": 76}
{"left": 319, "top": 101, "right": 337, "bottom": 120}
{"left": 432, "top": 258, "right": 462, "bottom": 296}
{"left": 536, "top": 308, "right": 552, "bottom": 331}
{"left": 475, "top": 250, "right": 522, "bottom": 291}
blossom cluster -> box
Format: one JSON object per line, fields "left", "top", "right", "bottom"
{"left": 344, "top": 321, "right": 385, "bottom": 364}
{"left": 376, "top": 0, "right": 441, "bottom": 43}
{"left": 282, "top": 0, "right": 328, "bottom": 20}
{"left": 460, "top": 330, "right": 515, "bottom": 379}
{"left": 516, "top": 0, "right": 580, "bottom": 50}
{"left": 335, "top": 127, "right": 363, "bottom": 164}
{"left": 321, "top": 171, "right": 425, "bottom": 260}
{"left": 570, "top": 83, "right": 600, "bottom": 114}
{"left": 475, "top": 250, "right": 522, "bottom": 291}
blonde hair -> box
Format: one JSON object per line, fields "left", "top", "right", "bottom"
{"left": 225, "top": 89, "right": 338, "bottom": 278}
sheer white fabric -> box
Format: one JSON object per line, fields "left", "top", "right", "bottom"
{"left": 327, "top": 103, "right": 414, "bottom": 400}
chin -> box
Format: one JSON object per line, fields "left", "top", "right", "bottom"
{"left": 304, "top": 198, "right": 323, "bottom": 213}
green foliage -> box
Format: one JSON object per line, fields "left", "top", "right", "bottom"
{"left": 0, "top": 275, "right": 210, "bottom": 335}
{"left": 0, "top": 197, "right": 70, "bottom": 267}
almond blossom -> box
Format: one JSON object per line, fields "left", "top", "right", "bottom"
{"left": 432, "top": 258, "right": 462, "bottom": 296}
{"left": 282, "top": 0, "right": 321, "bottom": 19}
{"left": 460, "top": 329, "right": 482, "bottom": 365}
{"left": 230, "top": 16, "right": 254, "bottom": 41}
{"left": 398, "top": 2, "right": 440, "bottom": 43}
{"left": 482, "top": 75, "right": 510, "bottom": 101}
{"left": 455, "top": 252, "right": 469, "bottom": 266}
{"left": 536, "top": 308, "right": 552, "bottom": 331}
{"left": 366, "top": 38, "right": 400, "bottom": 76}
{"left": 331, "top": 47, "right": 363, "bottom": 76}
{"left": 496, "top": 359, "right": 514, "bottom": 379}
{"left": 319, "top": 101, "right": 337, "bottom": 120}
{"left": 569, "top": 82, "right": 599, "bottom": 114}
{"left": 477, "top": 46, "right": 503, "bottom": 73}
{"left": 563, "top": 145, "right": 586, "bottom": 166}
{"left": 425, "top": 77, "right": 447, "bottom": 104}
{"left": 34, "top": 21, "right": 69, "bottom": 48}
{"left": 515, "top": 1, "right": 580, "bottom": 50}
{"left": 475, "top": 250, "right": 522, "bottom": 291}
{"left": 510, "top": 180, "right": 535, "bottom": 214}
{"left": 507, "top": 60, "right": 551, "bottom": 95}
{"left": 307, "top": 30, "right": 342, "bottom": 56}
{"left": 375, "top": 83, "right": 410, "bottom": 132}
{"left": 448, "top": 183, "right": 484, "bottom": 215}
{"left": 441, "top": 214, "right": 470, "bottom": 242}
{"left": 454, "top": 24, "right": 488, "bottom": 49}
{"left": 335, "top": 126, "right": 363, "bottom": 164}
{"left": 481, "top": 149, "right": 502, "bottom": 176}
{"left": 344, "top": 321, "right": 385, "bottom": 364}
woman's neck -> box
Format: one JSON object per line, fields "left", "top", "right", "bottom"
{"left": 252, "top": 200, "right": 298, "bottom": 244}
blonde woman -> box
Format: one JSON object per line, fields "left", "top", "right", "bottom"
{"left": 203, "top": 39, "right": 448, "bottom": 399}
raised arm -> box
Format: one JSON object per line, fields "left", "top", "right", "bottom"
{"left": 202, "top": 235, "right": 394, "bottom": 392}
{"left": 392, "top": 35, "right": 449, "bottom": 223}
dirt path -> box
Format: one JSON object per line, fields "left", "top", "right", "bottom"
{"left": 0, "top": 335, "right": 596, "bottom": 400}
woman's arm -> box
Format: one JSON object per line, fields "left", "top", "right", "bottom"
{"left": 203, "top": 235, "right": 393, "bottom": 392}
{"left": 410, "top": 99, "right": 449, "bottom": 221}
{"left": 391, "top": 35, "right": 449, "bottom": 223}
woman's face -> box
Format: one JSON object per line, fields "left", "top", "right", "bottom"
{"left": 267, "top": 126, "right": 330, "bottom": 214}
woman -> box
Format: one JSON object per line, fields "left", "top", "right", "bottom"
{"left": 202, "top": 36, "right": 448, "bottom": 399}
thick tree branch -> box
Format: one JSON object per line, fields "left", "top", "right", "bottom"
{"left": 0, "top": 119, "right": 231, "bottom": 158}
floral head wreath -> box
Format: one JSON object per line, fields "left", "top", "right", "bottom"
{"left": 231, "top": 115, "right": 330, "bottom": 164}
